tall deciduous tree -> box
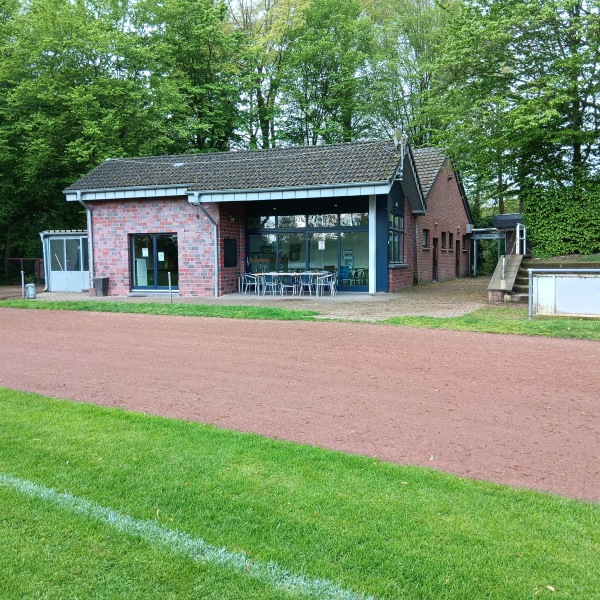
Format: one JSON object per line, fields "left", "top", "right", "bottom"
{"left": 426, "top": 0, "right": 600, "bottom": 211}
{"left": 278, "top": 0, "right": 375, "bottom": 145}
{"left": 135, "top": 0, "right": 243, "bottom": 151}
{"left": 364, "top": 0, "right": 452, "bottom": 144}
{"left": 228, "top": 0, "right": 309, "bottom": 149}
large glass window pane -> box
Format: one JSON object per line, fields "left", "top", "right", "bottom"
{"left": 50, "top": 239, "right": 65, "bottom": 271}
{"left": 247, "top": 215, "right": 276, "bottom": 229}
{"left": 156, "top": 233, "right": 178, "bottom": 287}
{"left": 132, "top": 234, "right": 154, "bottom": 287}
{"left": 309, "top": 233, "right": 338, "bottom": 271}
{"left": 278, "top": 215, "right": 306, "bottom": 228}
{"left": 81, "top": 238, "right": 89, "bottom": 271}
{"left": 279, "top": 232, "right": 307, "bottom": 271}
{"left": 340, "top": 213, "right": 368, "bottom": 227}
{"left": 340, "top": 231, "right": 369, "bottom": 287}
{"left": 249, "top": 233, "right": 277, "bottom": 272}
{"left": 308, "top": 214, "right": 338, "bottom": 228}
{"left": 65, "top": 239, "right": 81, "bottom": 271}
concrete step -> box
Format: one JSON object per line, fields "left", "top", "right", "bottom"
{"left": 507, "top": 292, "right": 529, "bottom": 303}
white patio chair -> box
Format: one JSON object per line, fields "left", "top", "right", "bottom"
{"left": 316, "top": 272, "right": 336, "bottom": 296}
{"left": 262, "top": 273, "right": 281, "bottom": 295}
{"left": 241, "top": 273, "right": 258, "bottom": 294}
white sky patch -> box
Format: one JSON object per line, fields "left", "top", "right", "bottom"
{"left": 0, "top": 472, "right": 374, "bottom": 600}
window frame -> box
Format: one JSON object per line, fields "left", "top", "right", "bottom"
{"left": 388, "top": 212, "right": 405, "bottom": 264}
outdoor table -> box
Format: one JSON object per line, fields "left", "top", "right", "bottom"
{"left": 252, "top": 272, "right": 328, "bottom": 296}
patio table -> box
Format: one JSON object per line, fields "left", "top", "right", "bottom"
{"left": 252, "top": 272, "right": 328, "bottom": 296}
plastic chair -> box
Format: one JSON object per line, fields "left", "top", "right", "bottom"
{"left": 281, "top": 274, "right": 298, "bottom": 295}
{"left": 241, "top": 273, "right": 258, "bottom": 294}
{"left": 316, "top": 273, "right": 337, "bottom": 296}
{"left": 339, "top": 265, "right": 351, "bottom": 285}
{"left": 298, "top": 273, "right": 315, "bottom": 296}
{"left": 262, "top": 273, "right": 281, "bottom": 295}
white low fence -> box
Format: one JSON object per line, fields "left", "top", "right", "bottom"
{"left": 529, "top": 269, "right": 600, "bottom": 318}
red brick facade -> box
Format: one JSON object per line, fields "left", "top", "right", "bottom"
{"left": 91, "top": 197, "right": 221, "bottom": 296}
{"left": 412, "top": 161, "right": 471, "bottom": 283}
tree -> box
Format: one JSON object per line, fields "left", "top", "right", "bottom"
{"left": 135, "top": 0, "right": 243, "bottom": 151}
{"left": 277, "top": 0, "right": 375, "bottom": 145}
{"left": 0, "top": 0, "right": 244, "bottom": 277}
{"left": 425, "top": 0, "right": 600, "bottom": 213}
{"left": 364, "top": 0, "right": 453, "bottom": 145}
{"left": 227, "top": 0, "right": 308, "bottom": 149}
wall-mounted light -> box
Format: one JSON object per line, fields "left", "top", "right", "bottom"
{"left": 229, "top": 214, "right": 236, "bottom": 224}
{"left": 457, "top": 225, "right": 461, "bottom": 234}
{"left": 434, "top": 222, "right": 438, "bottom": 228}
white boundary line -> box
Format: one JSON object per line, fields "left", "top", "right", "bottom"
{"left": 1, "top": 472, "right": 374, "bottom": 600}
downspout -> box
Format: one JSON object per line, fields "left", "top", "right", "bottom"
{"left": 39, "top": 231, "right": 49, "bottom": 291}
{"left": 193, "top": 192, "right": 219, "bottom": 297}
{"left": 77, "top": 192, "right": 94, "bottom": 290}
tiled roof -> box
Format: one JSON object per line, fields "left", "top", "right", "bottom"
{"left": 65, "top": 140, "right": 403, "bottom": 192}
{"left": 411, "top": 147, "right": 447, "bottom": 198}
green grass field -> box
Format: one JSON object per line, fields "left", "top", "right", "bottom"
{"left": 1, "top": 389, "right": 598, "bottom": 599}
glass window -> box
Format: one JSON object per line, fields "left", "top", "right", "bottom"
{"left": 277, "top": 214, "right": 306, "bottom": 228}
{"left": 50, "top": 239, "right": 64, "bottom": 271}
{"left": 132, "top": 234, "right": 155, "bottom": 287}
{"left": 388, "top": 212, "right": 404, "bottom": 263}
{"left": 340, "top": 212, "right": 368, "bottom": 227}
{"left": 422, "top": 229, "right": 429, "bottom": 248}
{"left": 65, "top": 239, "right": 81, "bottom": 271}
{"left": 449, "top": 233, "right": 454, "bottom": 250}
{"left": 279, "top": 232, "right": 307, "bottom": 271}
{"left": 156, "top": 233, "right": 178, "bottom": 286}
{"left": 462, "top": 235, "right": 468, "bottom": 251}
{"left": 340, "top": 231, "right": 369, "bottom": 287}
{"left": 131, "top": 233, "right": 178, "bottom": 288}
{"left": 247, "top": 215, "right": 276, "bottom": 229}
{"left": 308, "top": 214, "right": 338, "bottom": 228}
{"left": 248, "top": 233, "right": 277, "bottom": 272}
{"left": 309, "top": 233, "right": 338, "bottom": 270}
{"left": 441, "top": 232, "right": 447, "bottom": 249}
{"left": 81, "top": 238, "right": 89, "bottom": 271}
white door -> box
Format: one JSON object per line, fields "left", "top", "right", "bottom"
{"left": 48, "top": 237, "right": 89, "bottom": 292}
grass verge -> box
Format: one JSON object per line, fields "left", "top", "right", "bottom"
{"left": 383, "top": 306, "right": 600, "bottom": 341}
{"left": 2, "top": 298, "right": 600, "bottom": 341}
{"left": 1, "top": 388, "right": 598, "bottom": 599}
{"left": 0, "top": 298, "right": 318, "bottom": 321}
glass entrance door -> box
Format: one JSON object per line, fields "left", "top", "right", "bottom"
{"left": 131, "top": 233, "right": 178, "bottom": 289}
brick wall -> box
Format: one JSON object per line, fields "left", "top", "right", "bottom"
{"left": 217, "top": 203, "right": 245, "bottom": 295}
{"left": 90, "top": 197, "right": 219, "bottom": 296}
{"left": 388, "top": 202, "right": 416, "bottom": 292}
{"left": 413, "top": 161, "right": 471, "bottom": 283}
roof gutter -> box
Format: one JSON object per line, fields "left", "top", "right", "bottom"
{"left": 190, "top": 192, "right": 219, "bottom": 298}
{"left": 77, "top": 191, "right": 94, "bottom": 289}
{"left": 39, "top": 231, "right": 49, "bottom": 292}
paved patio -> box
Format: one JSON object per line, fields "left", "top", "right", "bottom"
{"left": 1, "top": 276, "right": 492, "bottom": 321}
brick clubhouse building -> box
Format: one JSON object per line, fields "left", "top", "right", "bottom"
{"left": 64, "top": 139, "right": 472, "bottom": 296}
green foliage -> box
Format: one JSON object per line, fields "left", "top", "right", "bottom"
{"left": 523, "top": 185, "right": 600, "bottom": 257}
{"left": 278, "top": 0, "right": 375, "bottom": 145}
{"left": 0, "top": 0, "right": 242, "bottom": 278}
{"left": 425, "top": 0, "right": 600, "bottom": 211}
